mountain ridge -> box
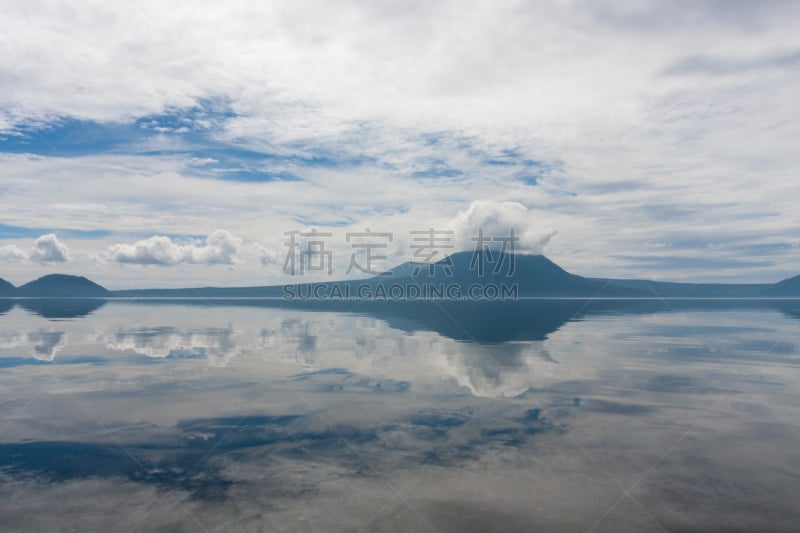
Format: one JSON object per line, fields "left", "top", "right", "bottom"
{"left": 16, "top": 274, "right": 111, "bottom": 298}
{"left": 762, "top": 275, "right": 800, "bottom": 296}
{"left": 2, "top": 253, "right": 799, "bottom": 298}
{"left": 0, "top": 277, "right": 16, "bottom": 297}
{"left": 110, "top": 251, "right": 800, "bottom": 298}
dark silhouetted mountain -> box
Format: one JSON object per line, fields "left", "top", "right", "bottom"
{"left": 113, "top": 284, "right": 285, "bottom": 298}
{"left": 114, "top": 252, "right": 639, "bottom": 298}
{"left": 593, "top": 278, "right": 769, "bottom": 297}
{"left": 596, "top": 274, "right": 800, "bottom": 298}
{"left": 110, "top": 252, "right": 800, "bottom": 299}
{"left": 381, "top": 251, "right": 637, "bottom": 296}
{"left": 0, "top": 277, "right": 16, "bottom": 297}
{"left": 761, "top": 275, "right": 800, "bottom": 296}
{"left": 17, "top": 274, "right": 111, "bottom": 298}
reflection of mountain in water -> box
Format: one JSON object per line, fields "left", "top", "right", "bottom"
{"left": 17, "top": 299, "right": 107, "bottom": 319}
{"left": 3, "top": 298, "right": 800, "bottom": 400}
{"left": 104, "top": 298, "right": 800, "bottom": 344}
{"left": 0, "top": 299, "right": 14, "bottom": 316}
{"left": 345, "top": 299, "right": 596, "bottom": 343}
{"left": 3, "top": 297, "right": 800, "bottom": 344}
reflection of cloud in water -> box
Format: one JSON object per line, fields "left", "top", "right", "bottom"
{"left": 260, "top": 317, "right": 559, "bottom": 398}
{"left": 29, "top": 331, "right": 67, "bottom": 362}
{"left": 434, "top": 341, "right": 558, "bottom": 398}
{"left": 4, "top": 302, "right": 798, "bottom": 401}
{"left": 108, "top": 326, "right": 242, "bottom": 367}
{"left": 0, "top": 328, "right": 71, "bottom": 361}
{"left": 2, "top": 302, "right": 800, "bottom": 530}
{"left": 0, "top": 309, "right": 562, "bottom": 397}
{"left": 279, "top": 318, "right": 320, "bottom": 366}
{"left": 0, "top": 331, "right": 24, "bottom": 349}
{"left": 0, "top": 400, "right": 556, "bottom": 502}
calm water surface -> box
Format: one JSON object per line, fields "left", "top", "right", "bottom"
{"left": 0, "top": 299, "right": 799, "bottom": 532}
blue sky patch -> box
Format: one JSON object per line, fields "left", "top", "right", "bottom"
{"left": 0, "top": 223, "right": 112, "bottom": 240}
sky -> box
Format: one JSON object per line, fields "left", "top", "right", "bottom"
{"left": 1, "top": 0, "right": 799, "bottom": 288}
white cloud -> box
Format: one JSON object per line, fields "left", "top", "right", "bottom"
{"left": 0, "top": 244, "right": 28, "bottom": 263}
{"left": 30, "top": 234, "right": 69, "bottom": 263}
{"left": 448, "top": 200, "right": 556, "bottom": 254}
{"left": 105, "top": 230, "right": 243, "bottom": 266}
{"left": 255, "top": 244, "right": 280, "bottom": 266}
{"left": 0, "top": 1, "right": 798, "bottom": 283}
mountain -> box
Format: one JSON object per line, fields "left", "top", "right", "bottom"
{"left": 113, "top": 252, "right": 639, "bottom": 299}
{"left": 596, "top": 274, "right": 800, "bottom": 298}
{"left": 761, "top": 275, "right": 800, "bottom": 296}
{"left": 380, "top": 251, "right": 636, "bottom": 297}
{"left": 17, "top": 274, "right": 111, "bottom": 298}
{"left": 0, "top": 277, "right": 16, "bottom": 297}
{"left": 593, "top": 278, "right": 770, "bottom": 297}
{"left": 6, "top": 255, "right": 798, "bottom": 300}
{"left": 110, "top": 252, "right": 800, "bottom": 299}
{"left": 112, "top": 284, "right": 285, "bottom": 298}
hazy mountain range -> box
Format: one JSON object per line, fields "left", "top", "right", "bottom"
{"left": 1, "top": 252, "right": 799, "bottom": 298}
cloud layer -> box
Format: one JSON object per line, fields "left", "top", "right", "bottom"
{"left": 0, "top": 1, "right": 799, "bottom": 285}
{"left": 104, "top": 230, "right": 243, "bottom": 266}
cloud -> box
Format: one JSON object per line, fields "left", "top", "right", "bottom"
{"left": 30, "top": 234, "right": 69, "bottom": 263}
{"left": 448, "top": 200, "right": 556, "bottom": 254}
{"left": 0, "top": 244, "right": 27, "bottom": 263}
{"left": 0, "top": 1, "right": 799, "bottom": 283}
{"left": 255, "top": 244, "right": 280, "bottom": 266}
{"left": 663, "top": 50, "right": 800, "bottom": 76}
{"left": 1, "top": 234, "right": 70, "bottom": 264}
{"left": 105, "top": 230, "right": 243, "bottom": 266}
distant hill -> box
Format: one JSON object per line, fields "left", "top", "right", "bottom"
{"left": 381, "top": 251, "right": 637, "bottom": 297}
{"left": 761, "top": 275, "right": 800, "bottom": 297}
{"left": 114, "top": 252, "right": 639, "bottom": 299}
{"left": 0, "top": 277, "right": 16, "bottom": 297}
{"left": 17, "top": 274, "right": 111, "bottom": 297}
{"left": 5, "top": 254, "right": 797, "bottom": 300}
{"left": 593, "top": 278, "right": 770, "bottom": 298}
{"left": 112, "top": 284, "right": 285, "bottom": 298}
{"left": 111, "top": 252, "right": 800, "bottom": 299}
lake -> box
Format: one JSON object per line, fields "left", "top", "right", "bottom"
{"left": 1, "top": 298, "right": 799, "bottom": 532}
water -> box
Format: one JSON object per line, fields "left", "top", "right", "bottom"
{"left": 1, "top": 298, "right": 799, "bottom": 532}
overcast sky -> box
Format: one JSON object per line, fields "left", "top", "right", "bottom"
{"left": 1, "top": 0, "right": 799, "bottom": 288}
